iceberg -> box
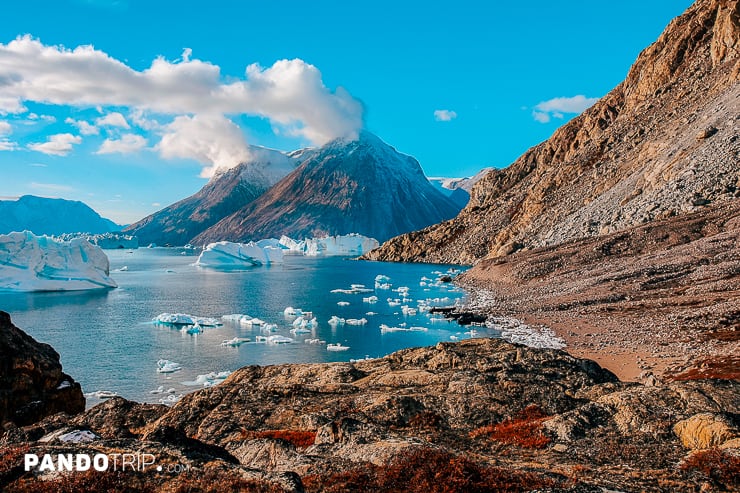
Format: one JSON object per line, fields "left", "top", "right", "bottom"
{"left": 153, "top": 313, "right": 221, "bottom": 327}
{"left": 221, "top": 337, "right": 250, "bottom": 347}
{"left": 0, "top": 231, "right": 117, "bottom": 291}
{"left": 327, "top": 343, "right": 350, "bottom": 351}
{"left": 182, "top": 371, "right": 232, "bottom": 387}
{"left": 277, "top": 233, "right": 379, "bottom": 256}
{"left": 156, "top": 359, "right": 182, "bottom": 373}
{"left": 196, "top": 241, "right": 284, "bottom": 269}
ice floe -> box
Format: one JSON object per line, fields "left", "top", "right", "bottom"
{"left": 156, "top": 359, "right": 182, "bottom": 373}
{"left": 327, "top": 343, "right": 350, "bottom": 351}
{"left": 196, "top": 241, "right": 284, "bottom": 269}
{"left": 153, "top": 313, "right": 222, "bottom": 326}
{"left": 182, "top": 371, "right": 231, "bottom": 387}
{"left": 221, "top": 337, "right": 250, "bottom": 347}
{"left": 0, "top": 231, "right": 117, "bottom": 291}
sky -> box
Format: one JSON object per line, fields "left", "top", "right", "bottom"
{"left": 0, "top": 0, "right": 694, "bottom": 224}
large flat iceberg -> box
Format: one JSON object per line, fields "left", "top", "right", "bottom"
{"left": 0, "top": 231, "right": 117, "bottom": 291}
{"left": 277, "top": 234, "right": 379, "bottom": 256}
{"left": 196, "top": 241, "right": 284, "bottom": 268}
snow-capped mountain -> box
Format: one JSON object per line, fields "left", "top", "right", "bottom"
{"left": 124, "top": 147, "right": 298, "bottom": 246}
{"left": 191, "top": 131, "right": 463, "bottom": 244}
{"left": 0, "top": 195, "right": 120, "bottom": 236}
{"left": 429, "top": 168, "right": 494, "bottom": 208}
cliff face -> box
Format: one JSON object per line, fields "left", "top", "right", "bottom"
{"left": 0, "top": 312, "right": 84, "bottom": 426}
{"left": 366, "top": 0, "right": 740, "bottom": 264}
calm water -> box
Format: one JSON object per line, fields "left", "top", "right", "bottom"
{"left": 2, "top": 249, "right": 491, "bottom": 406}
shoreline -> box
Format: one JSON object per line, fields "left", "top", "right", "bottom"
{"left": 460, "top": 285, "right": 739, "bottom": 383}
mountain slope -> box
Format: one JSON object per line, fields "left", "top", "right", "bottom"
{"left": 0, "top": 195, "right": 119, "bottom": 235}
{"left": 192, "top": 132, "right": 462, "bottom": 244}
{"left": 367, "top": 0, "right": 740, "bottom": 264}
{"left": 124, "top": 148, "right": 297, "bottom": 246}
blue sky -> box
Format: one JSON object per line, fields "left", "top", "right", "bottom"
{"left": 0, "top": 0, "right": 694, "bottom": 224}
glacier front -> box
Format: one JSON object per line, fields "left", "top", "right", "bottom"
{"left": 0, "top": 231, "right": 118, "bottom": 291}
{"left": 278, "top": 234, "right": 379, "bottom": 256}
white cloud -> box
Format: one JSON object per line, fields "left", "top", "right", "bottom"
{"left": 96, "top": 133, "right": 147, "bottom": 154}
{"left": 0, "top": 121, "right": 11, "bottom": 134}
{"left": 434, "top": 109, "right": 457, "bottom": 122}
{"left": 532, "top": 95, "right": 599, "bottom": 123}
{"left": 65, "top": 117, "right": 100, "bottom": 135}
{"left": 30, "top": 181, "right": 75, "bottom": 193}
{"left": 0, "top": 36, "right": 363, "bottom": 172}
{"left": 155, "top": 114, "right": 252, "bottom": 177}
{"left": 96, "top": 111, "right": 130, "bottom": 128}
{"left": 28, "top": 133, "right": 82, "bottom": 156}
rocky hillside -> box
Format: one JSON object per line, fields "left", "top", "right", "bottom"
{"left": 366, "top": 0, "right": 740, "bottom": 264}
{"left": 193, "top": 131, "right": 461, "bottom": 244}
{"left": 1, "top": 331, "right": 738, "bottom": 491}
{"left": 124, "top": 147, "right": 297, "bottom": 246}
{"left": 0, "top": 311, "right": 84, "bottom": 427}
{"left": 0, "top": 196, "right": 119, "bottom": 236}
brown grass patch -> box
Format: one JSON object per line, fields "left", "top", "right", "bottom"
{"left": 668, "top": 356, "right": 740, "bottom": 381}
{"left": 242, "top": 429, "right": 317, "bottom": 448}
{"left": 469, "top": 405, "right": 551, "bottom": 449}
{"left": 680, "top": 448, "right": 740, "bottom": 486}
{"left": 302, "top": 448, "right": 561, "bottom": 493}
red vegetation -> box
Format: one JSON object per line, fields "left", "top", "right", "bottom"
{"left": 680, "top": 448, "right": 740, "bottom": 486}
{"left": 668, "top": 356, "right": 740, "bottom": 381}
{"left": 245, "top": 429, "right": 317, "bottom": 449}
{"left": 470, "top": 405, "right": 551, "bottom": 449}
{"left": 5, "top": 469, "right": 283, "bottom": 493}
{"left": 302, "top": 448, "right": 561, "bottom": 493}
{"left": 0, "top": 445, "right": 29, "bottom": 476}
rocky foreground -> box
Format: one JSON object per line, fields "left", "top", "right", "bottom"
{"left": 1, "top": 313, "right": 738, "bottom": 492}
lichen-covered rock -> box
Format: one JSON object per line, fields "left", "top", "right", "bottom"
{"left": 673, "top": 412, "right": 739, "bottom": 449}
{"left": 0, "top": 311, "right": 85, "bottom": 426}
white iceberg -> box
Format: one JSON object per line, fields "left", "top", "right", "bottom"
{"left": 0, "top": 231, "right": 117, "bottom": 291}
{"left": 266, "top": 335, "right": 293, "bottom": 344}
{"left": 156, "top": 359, "right": 182, "bottom": 373}
{"left": 221, "top": 337, "right": 250, "bottom": 347}
{"left": 182, "top": 371, "right": 232, "bottom": 387}
{"left": 327, "top": 343, "right": 350, "bottom": 351}
{"left": 153, "top": 313, "right": 221, "bottom": 327}
{"left": 196, "top": 240, "right": 284, "bottom": 269}
{"left": 277, "top": 233, "right": 379, "bottom": 256}
{"left": 345, "top": 318, "right": 367, "bottom": 326}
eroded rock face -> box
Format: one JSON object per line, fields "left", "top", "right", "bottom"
{"left": 0, "top": 311, "right": 84, "bottom": 427}
{"left": 1, "top": 334, "right": 739, "bottom": 491}
{"left": 366, "top": 0, "right": 740, "bottom": 264}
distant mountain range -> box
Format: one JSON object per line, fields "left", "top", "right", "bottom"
{"left": 0, "top": 195, "right": 120, "bottom": 236}
{"left": 127, "top": 131, "right": 462, "bottom": 246}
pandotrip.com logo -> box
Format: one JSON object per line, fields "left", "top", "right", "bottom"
{"left": 24, "top": 453, "right": 190, "bottom": 474}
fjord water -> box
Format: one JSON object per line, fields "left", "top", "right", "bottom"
{"left": 3, "top": 248, "right": 483, "bottom": 406}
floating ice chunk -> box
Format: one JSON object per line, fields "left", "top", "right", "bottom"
{"left": 375, "top": 282, "right": 392, "bottom": 290}
{"left": 159, "top": 394, "right": 183, "bottom": 405}
{"left": 262, "top": 323, "right": 278, "bottom": 332}
{"left": 337, "top": 301, "right": 350, "bottom": 306}
{"left": 196, "top": 240, "right": 284, "bottom": 269}
{"left": 327, "top": 343, "right": 350, "bottom": 351}
{"left": 84, "top": 390, "right": 117, "bottom": 399}
{"left": 156, "top": 359, "right": 182, "bottom": 373}
{"left": 303, "top": 234, "right": 379, "bottom": 256}
{"left": 380, "top": 324, "right": 426, "bottom": 333}
{"left": 221, "top": 337, "right": 250, "bottom": 347}
{"left": 345, "top": 318, "right": 367, "bottom": 326}
{"left": 153, "top": 313, "right": 221, "bottom": 327}
{"left": 363, "top": 295, "right": 378, "bottom": 303}
{"left": 266, "top": 335, "right": 293, "bottom": 344}
{"left": 350, "top": 356, "right": 376, "bottom": 363}
{"left": 243, "top": 317, "right": 264, "bottom": 326}
{"left": 328, "top": 316, "right": 345, "bottom": 326}
{"left": 290, "top": 327, "right": 312, "bottom": 335}
{"left": 59, "top": 430, "right": 99, "bottom": 444}
{"left": 375, "top": 274, "right": 391, "bottom": 283}
{"left": 365, "top": 312, "right": 377, "bottom": 316}
{"left": 450, "top": 335, "right": 459, "bottom": 341}
{"left": 305, "top": 338, "right": 326, "bottom": 344}
{"left": 284, "top": 306, "right": 303, "bottom": 317}
{"left": 150, "top": 385, "right": 164, "bottom": 394}
{"left": 401, "top": 305, "right": 416, "bottom": 315}
{"left": 0, "top": 231, "right": 117, "bottom": 291}
{"left": 331, "top": 285, "right": 374, "bottom": 294}
{"left": 182, "top": 371, "right": 231, "bottom": 387}
{"left": 114, "top": 266, "right": 129, "bottom": 272}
